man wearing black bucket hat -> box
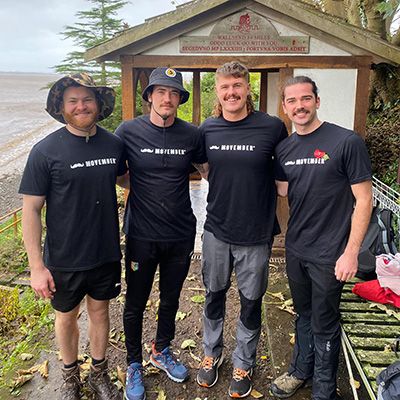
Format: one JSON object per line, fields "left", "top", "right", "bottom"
{"left": 115, "top": 67, "right": 208, "bottom": 400}
{"left": 19, "top": 73, "right": 126, "bottom": 400}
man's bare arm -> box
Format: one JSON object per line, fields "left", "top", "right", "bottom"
{"left": 335, "top": 180, "right": 373, "bottom": 281}
{"left": 192, "top": 162, "right": 209, "bottom": 180}
{"left": 22, "top": 194, "right": 55, "bottom": 299}
{"left": 275, "top": 180, "right": 288, "bottom": 197}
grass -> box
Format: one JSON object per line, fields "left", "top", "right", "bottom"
{"left": 0, "top": 286, "right": 54, "bottom": 395}
{"left": 0, "top": 210, "right": 54, "bottom": 397}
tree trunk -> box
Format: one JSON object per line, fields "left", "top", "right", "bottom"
{"left": 344, "top": 0, "right": 362, "bottom": 26}
{"left": 363, "top": 0, "right": 387, "bottom": 38}
{"left": 323, "top": 0, "right": 347, "bottom": 18}
{"left": 392, "top": 28, "right": 400, "bottom": 47}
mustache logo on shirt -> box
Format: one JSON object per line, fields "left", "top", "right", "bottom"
{"left": 70, "top": 163, "right": 85, "bottom": 169}
{"left": 140, "top": 148, "right": 154, "bottom": 153}
{"left": 209, "top": 146, "right": 220, "bottom": 150}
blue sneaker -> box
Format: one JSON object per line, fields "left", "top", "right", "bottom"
{"left": 149, "top": 342, "right": 189, "bottom": 382}
{"left": 125, "top": 362, "right": 146, "bottom": 400}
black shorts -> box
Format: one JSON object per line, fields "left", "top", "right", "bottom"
{"left": 50, "top": 261, "right": 122, "bottom": 313}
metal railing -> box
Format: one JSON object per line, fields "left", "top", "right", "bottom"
{"left": 0, "top": 207, "right": 22, "bottom": 236}
{"left": 372, "top": 176, "right": 400, "bottom": 244}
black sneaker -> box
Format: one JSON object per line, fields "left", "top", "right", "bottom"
{"left": 196, "top": 355, "right": 223, "bottom": 388}
{"left": 228, "top": 367, "right": 253, "bottom": 398}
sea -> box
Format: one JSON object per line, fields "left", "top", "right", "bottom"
{"left": 0, "top": 72, "right": 61, "bottom": 214}
{"left": 0, "top": 72, "right": 62, "bottom": 174}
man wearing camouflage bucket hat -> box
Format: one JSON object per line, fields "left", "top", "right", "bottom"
{"left": 19, "top": 72, "right": 127, "bottom": 400}
{"left": 115, "top": 67, "right": 208, "bottom": 400}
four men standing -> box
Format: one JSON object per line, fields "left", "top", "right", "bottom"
{"left": 20, "top": 68, "right": 372, "bottom": 400}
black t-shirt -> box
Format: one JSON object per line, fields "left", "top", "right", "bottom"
{"left": 115, "top": 115, "right": 207, "bottom": 241}
{"left": 19, "top": 126, "right": 127, "bottom": 271}
{"left": 274, "top": 122, "right": 372, "bottom": 264}
{"left": 201, "top": 111, "right": 288, "bottom": 245}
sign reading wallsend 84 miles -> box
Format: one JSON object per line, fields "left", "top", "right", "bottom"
{"left": 180, "top": 10, "right": 309, "bottom": 54}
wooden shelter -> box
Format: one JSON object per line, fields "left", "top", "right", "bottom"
{"left": 85, "top": 0, "right": 400, "bottom": 244}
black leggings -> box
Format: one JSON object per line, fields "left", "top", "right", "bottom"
{"left": 123, "top": 236, "right": 194, "bottom": 364}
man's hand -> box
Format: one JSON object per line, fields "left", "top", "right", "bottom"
{"left": 31, "top": 264, "right": 56, "bottom": 299}
{"left": 334, "top": 251, "right": 358, "bottom": 282}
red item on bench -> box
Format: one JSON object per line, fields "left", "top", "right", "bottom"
{"left": 352, "top": 279, "right": 400, "bottom": 308}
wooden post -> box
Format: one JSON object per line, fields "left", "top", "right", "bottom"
{"left": 13, "top": 212, "right": 18, "bottom": 237}
{"left": 121, "top": 57, "right": 136, "bottom": 121}
{"left": 192, "top": 71, "right": 201, "bottom": 126}
{"left": 354, "top": 63, "right": 371, "bottom": 138}
{"left": 278, "top": 68, "right": 293, "bottom": 133}
{"left": 259, "top": 71, "right": 268, "bottom": 113}
{"left": 139, "top": 69, "right": 151, "bottom": 115}
{"left": 274, "top": 67, "right": 294, "bottom": 249}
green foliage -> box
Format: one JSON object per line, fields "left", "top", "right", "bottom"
{"left": 201, "top": 72, "right": 216, "bottom": 121}
{"left": 99, "top": 84, "right": 123, "bottom": 132}
{"left": 366, "top": 101, "right": 400, "bottom": 190}
{"left": 53, "top": 0, "right": 129, "bottom": 85}
{"left": 0, "top": 287, "right": 19, "bottom": 326}
{"left": 0, "top": 288, "right": 54, "bottom": 388}
{"left": 0, "top": 229, "right": 28, "bottom": 276}
{"left": 376, "top": 0, "right": 400, "bottom": 20}
{"left": 177, "top": 78, "right": 193, "bottom": 123}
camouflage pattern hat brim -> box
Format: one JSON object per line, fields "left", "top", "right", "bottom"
{"left": 46, "top": 72, "right": 115, "bottom": 123}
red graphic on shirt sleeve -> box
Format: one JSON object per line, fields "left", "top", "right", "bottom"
{"left": 314, "top": 149, "right": 325, "bottom": 158}
{"left": 314, "top": 149, "right": 330, "bottom": 160}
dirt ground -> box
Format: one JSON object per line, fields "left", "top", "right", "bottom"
{"left": 10, "top": 255, "right": 367, "bottom": 400}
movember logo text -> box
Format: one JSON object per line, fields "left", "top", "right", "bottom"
{"left": 209, "top": 144, "right": 256, "bottom": 151}
{"left": 140, "top": 148, "right": 187, "bottom": 155}
{"left": 284, "top": 158, "right": 327, "bottom": 166}
{"left": 70, "top": 158, "right": 117, "bottom": 169}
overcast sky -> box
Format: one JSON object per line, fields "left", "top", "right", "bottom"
{"left": 0, "top": 0, "right": 189, "bottom": 73}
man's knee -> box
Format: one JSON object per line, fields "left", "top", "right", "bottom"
{"left": 86, "top": 298, "right": 109, "bottom": 324}
{"left": 55, "top": 304, "right": 80, "bottom": 323}
{"left": 239, "top": 291, "right": 262, "bottom": 331}
{"left": 205, "top": 288, "right": 227, "bottom": 320}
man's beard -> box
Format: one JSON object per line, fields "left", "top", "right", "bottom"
{"left": 63, "top": 111, "right": 98, "bottom": 131}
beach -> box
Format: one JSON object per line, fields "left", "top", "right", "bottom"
{"left": 0, "top": 72, "right": 62, "bottom": 214}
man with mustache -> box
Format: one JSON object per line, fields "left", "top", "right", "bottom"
{"left": 197, "top": 61, "right": 287, "bottom": 398}
{"left": 20, "top": 73, "right": 126, "bottom": 400}
{"left": 115, "top": 67, "right": 208, "bottom": 400}
{"left": 271, "top": 76, "right": 372, "bottom": 400}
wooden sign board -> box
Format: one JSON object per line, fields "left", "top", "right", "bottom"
{"left": 180, "top": 10, "right": 309, "bottom": 54}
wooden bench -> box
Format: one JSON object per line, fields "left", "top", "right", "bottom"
{"left": 340, "top": 281, "right": 400, "bottom": 399}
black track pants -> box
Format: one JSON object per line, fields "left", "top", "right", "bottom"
{"left": 123, "top": 236, "right": 193, "bottom": 364}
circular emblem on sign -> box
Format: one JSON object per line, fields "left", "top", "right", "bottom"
{"left": 165, "top": 68, "right": 177, "bottom": 77}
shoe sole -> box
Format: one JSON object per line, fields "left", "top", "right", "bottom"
{"left": 149, "top": 356, "right": 188, "bottom": 383}
{"left": 124, "top": 390, "right": 146, "bottom": 400}
{"left": 196, "top": 355, "right": 224, "bottom": 388}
